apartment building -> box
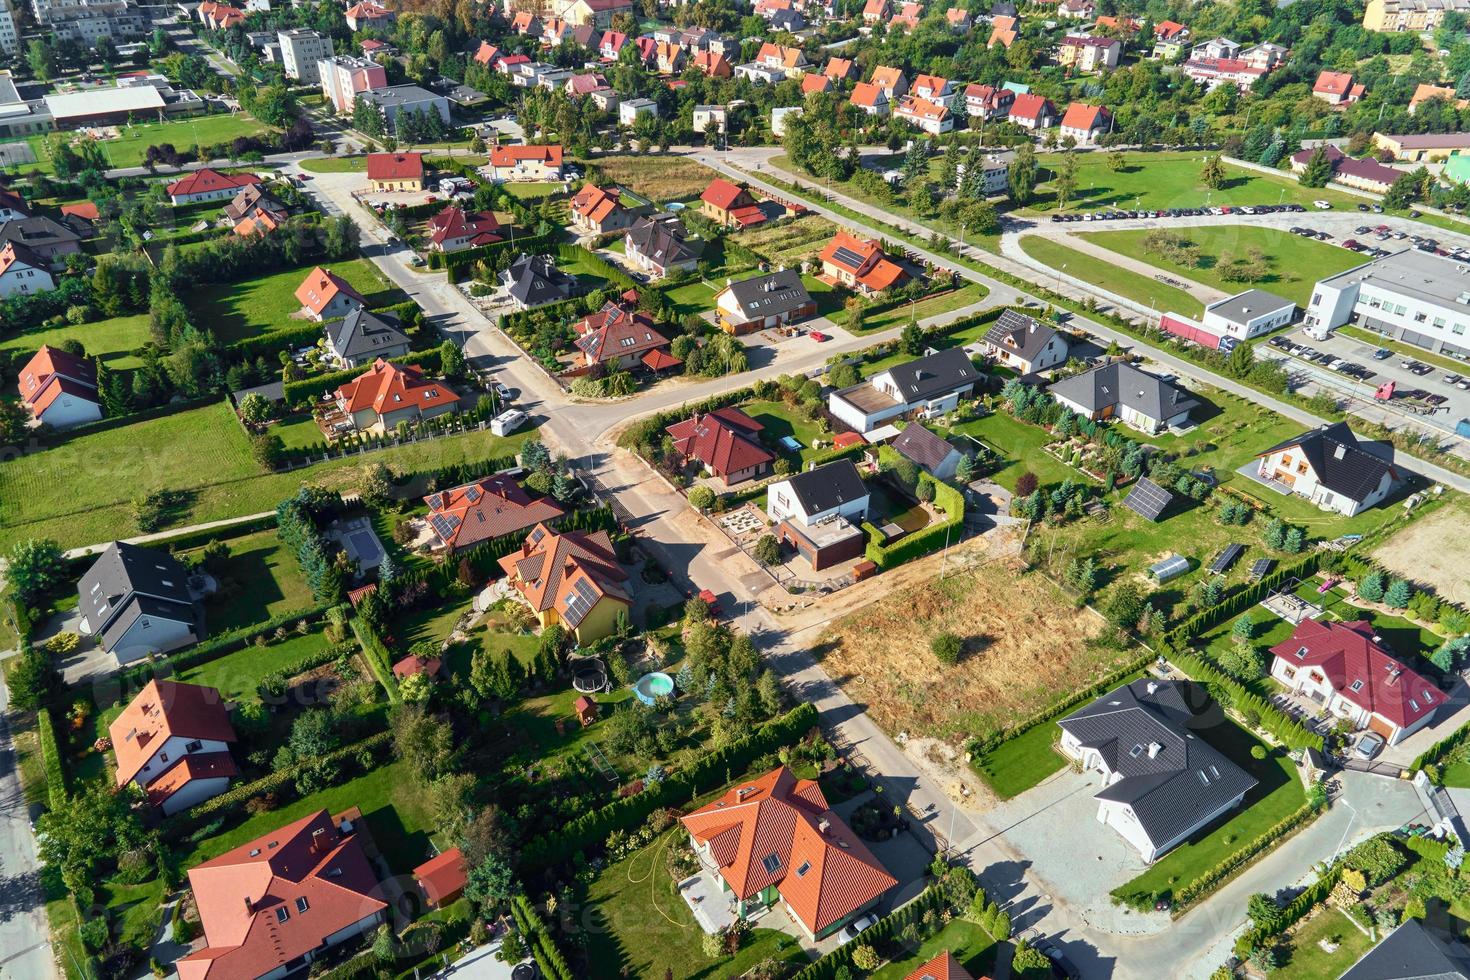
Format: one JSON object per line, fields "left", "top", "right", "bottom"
{"left": 277, "top": 28, "right": 334, "bottom": 84}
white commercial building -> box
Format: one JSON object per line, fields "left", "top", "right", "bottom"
{"left": 1201, "top": 288, "right": 1295, "bottom": 341}
{"left": 277, "top": 28, "right": 335, "bottom": 84}
{"left": 1304, "top": 248, "right": 1470, "bottom": 360}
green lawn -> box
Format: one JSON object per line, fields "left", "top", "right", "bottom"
{"left": 1079, "top": 226, "right": 1364, "bottom": 308}
{"left": 660, "top": 279, "right": 719, "bottom": 317}
{"left": 1024, "top": 151, "right": 1365, "bottom": 215}
{"left": 840, "top": 283, "right": 990, "bottom": 334}
{"left": 949, "top": 411, "right": 1081, "bottom": 490}
{"left": 504, "top": 182, "right": 564, "bottom": 200}
{"left": 1111, "top": 721, "right": 1307, "bottom": 908}
{"left": 187, "top": 529, "right": 316, "bottom": 634}
{"left": 558, "top": 248, "right": 616, "bottom": 292}
{"left": 583, "top": 832, "right": 811, "bottom": 980}
{"left": 11, "top": 112, "right": 270, "bottom": 175}
{"left": 187, "top": 758, "right": 433, "bottom": 874}
{"left": 101, "top": 877, "right": 168, "bottom": 950}
{"left": 972, "top": 721, "right": 1069, "bottom": 799}
{"left": 178, "top": 628, "right": 331, "bottom": 703}
{"left": 1020, "top": 235, "right": 1204, "bottom": 317}
{"left": 299, "top": 156, "right": 367, "bottom": 173}
{"left": 744, "top": 398, "right": 828, "bottom": 466}
{"left": 272, "top": 413, "right": 327, "bottom": 450}
{"left": 869, "top": 919, "right": 999, "bottom": 979}
{"left": 186, "top": 260, "right": 403, "bottom": 345}
{"left": 0, "top": 314, "right": 152, "bottom": 370}
{"left": 1269, "top": 906, "right": 1375, "bottom": 980}
{"left": 0, "top": 400, "right": 536, "bottom": 550}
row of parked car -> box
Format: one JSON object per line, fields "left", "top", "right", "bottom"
{"left": 1269, "top": 336, "right": 1380, "bottom": 381}
{"left": 1047, "top": 203, "right": 1310, "bottom": 223}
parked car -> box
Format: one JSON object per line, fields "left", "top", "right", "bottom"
{"left": 1313, "top": 200, "right": 1333, "bottom": 209}
{"left": 1444, "top": 374, "right": 1463, "bottom": 385}
{"left": 1355, "top": 731, "right": 1386, "bottom": 760}
{"left": 838, "top": 914, "right": 879, "bottom": 945}
{"left": 1030, "top": 936, "right": 1081, "bottom": 980}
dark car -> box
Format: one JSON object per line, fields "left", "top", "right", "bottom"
{"left": 1410, "top": 209, "right": 1422, "bottom": 218}
{"left": 1030, "top": 937, "right": 1081, "bottom": 980}
{"left": 1373, "top": 348, "right": 1392, "bottom": 360}
{"left": 1356, "top": 203, "right": 1370, "bottom": 212}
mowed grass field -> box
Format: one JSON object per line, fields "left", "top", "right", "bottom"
{"left": 1020, "top": 235, "right": 1204, "bottom": 316}
{"left": 12, "top": 112, "right": 270, "bottom": 175}
{"left": 0, "top": 314, "right": 152, "bottom": 369}
{"left": 186, "top": 259, "right": 403, "bottom": 344}
{"left": 0, "top": 401, "right": 536, "bottom": 550}
{"left": 1079, "top": 226, "right": 1365, "bottom": 308}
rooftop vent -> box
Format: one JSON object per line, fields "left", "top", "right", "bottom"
{"left": 1147, "top": 742, "right": 1162, "bottom": 758}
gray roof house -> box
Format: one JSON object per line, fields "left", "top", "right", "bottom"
{"left": 982, "top": 310, "right": 1070, "bottom": 374}
{"left": 0, "top": 215, "right": 85, "bottom": 265}
{"left": 767, "top": 458, "right": 870, "bottom": 527}
{"left": 325, "top": 307, "right": 412, "bottom": 368}
{"left": 1340, "top": 919, "right": 1470, "bottom": 980}
{"left": 1253, "top": 422, "right": 1397, "bottom": 517}
{"left": 714, "top": 268, "right": 816, "bottom": 334}
{"left": 500, "top": 253, "right": 578, "bottom": 311}
{"left": 891, "top": 423, "right": 963, "bottom": 481}
{"left": 624, "top": 215, "right": 703, "bottom": 279}
{"left": 1048, "top": 361, "right": 1200, "bottom": 435}
{"left": 1058, "top": 679, "right": 1257, "bottom": 863}
{"left": 829, "top": 347, "right": 979, "bottom": 434}
{"left": 77, "top": 542, "right": 205, "bottom": 666}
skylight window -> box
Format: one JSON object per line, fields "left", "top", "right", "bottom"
{"left": 761, "top": 853, "right": 782, "bottom": 874}
{"left": 796, "top": 861, "right": 811, "bottom": 877}
{"left": 1129, "top": 744, "right": 1144, "bottom": 758}
{"left": 1350, "top": 680, "right": 1364, "bottom": 693}
{"left": 276, "top": 907, "right": 290, "bottom": 923}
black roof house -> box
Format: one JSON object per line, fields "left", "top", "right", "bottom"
{"left": 1048, "top": 361, "right": 1199, "bottom": 425}
{"left": 881, "top": 347, "right": 978, "bottom": 404}
{"left": 327, "top": 307, "right": 412, "bottom": 364}
{"left": 781, "top": 459, "right": 869, "bottom": 518}
{"left": 625, "top": 216, "right": 702, "bottom": 269}
{"left": 502, "top": 253, "right": 577, "bottom": 308}
{"left": 983, "top": 309, "right": 1065, "bottom": 367}
{"left": 77, "top": 542, "right": 204, "bottom": 654}
{"left": 1340, "top": 919, "right": 1470, "bottom": 980}
{"left": 1058, "top": 680, "right": 1257, "bottom": 856}
{"left": 721, "top": 268, "right": 813, "bottom": 319}
{"left": 1256, "top": 422, "right": 1396, "bottom": 504}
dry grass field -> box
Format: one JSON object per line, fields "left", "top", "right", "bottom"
{"left": 1373, "top": 497, "right": 1470, "bottom": 606}
{"left": 734, "top": 214, "right": 837, "bottom": 266}
{"left": 814, "top": 560, "right": 1125, "bottom": 744}
{"left": 591, "top": 154, "right": 720, "bottom": 203}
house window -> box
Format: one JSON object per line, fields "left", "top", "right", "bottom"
{"left": 276, "top": 908, "right": 290, "bottom": 923}
{"left": 1283, "top": 667, "right": 1295, "bottom": 680}
{"left": 185, "top": 740, "right": 202, "bottom": 752}
{"left": 1350, "top": 680, "right": 1364, "bottom": 692}
{"left": 795, "top": 862, "right": 811, "bottom": 877}
{"left": 760, "top": 853, "right": 782, "bottom": 874}
{"left": 296, "top": 897, "right": 310, "bottom": 913}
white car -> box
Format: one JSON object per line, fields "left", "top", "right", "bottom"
{"left": 838, "top": 913, "right": 879, "bottom": 945}
{"left": 1313, "top": 200, "right": 1333, "bottom": 210}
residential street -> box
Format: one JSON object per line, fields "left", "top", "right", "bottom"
{"left": 0, "top": 671, "right": 58, "bottom": 980}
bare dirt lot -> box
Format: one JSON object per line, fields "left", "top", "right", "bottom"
{"left": 813, "top": 559, "right": 1126, "bottom": 744}
{"left": 1373, "top": 497, "right": 1470, "bottom": 606}
{"left": 590, "top": 154, "right": 721, "bottom": 203}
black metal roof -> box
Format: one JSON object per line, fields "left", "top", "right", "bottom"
{"left": 77, "top": 542, "right": 202, "bottom": 650}
{"left": 722, "top": 268, "right": 812, "bottom": 318}
{"left": 1047, "top": 361, "right": 1200, "bottom": 425}
{"left": 329, "top": 307, "right": 411, "bottom": 360}
{"left": 882, "top": 347, "right": 978, "bottom": 404}
{"left": 1257, "top": 422, "right": 1395, "bottom": 504}
{"left": 1340, "top": 919, "right": 1470, "bottom": 980}
{"left": 781, "top": 459, "right": 869, "bottom": 516}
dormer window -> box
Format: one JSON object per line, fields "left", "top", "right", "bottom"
{"left": 276, "top": 907, "right": 290, "bottom": 923}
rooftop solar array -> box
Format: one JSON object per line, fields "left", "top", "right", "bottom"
{"left": 1208, "top": 543, "right": 1245, "bottom": 575}
{"left": 1150, "top": 554, "right": 1190, "bottom": 582}
{"left": 1249, "top": 558, "right": 1275, "bottom": 580}
{"left": 1123, "top": 478, "right": 1173, "bottom": 522}
{"left": 465, "top": 485, "right": 482, "bottom": 503}
{"left": 426, "top": 493, "right": 444, "bottom": 511}
{"left": 563, "top": 577, "right": 600, "bottom": 627}
{"left": 429, "top": 514, "right": 461, "bottom": 540}
{"left": 830, "top": 245, "right": 867, "bottom": 269}
{"left": 529, "top": 526, "right": 546, "bottom": 544}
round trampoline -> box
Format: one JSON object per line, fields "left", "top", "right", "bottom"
{"left": 572, "top": 661, "right": 607, "bottom": 693}
{"left": 511, "top": 963, "right": 537, "bottom": 980}
{"left": 633, "top": 671, "right": 674, "bottom": 705}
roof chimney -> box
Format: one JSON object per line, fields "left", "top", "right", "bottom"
{"left": 818, "top": 818, "right": 831, "bottom": 835}
{"left": 1148, "top": 742, "right": 1162, "bottom": 758}
{"left": 244, "top": 896, "right": 254, "bottom": 914}
{"left": 1145, "top": 681, "right": 1158, "bottom": 695}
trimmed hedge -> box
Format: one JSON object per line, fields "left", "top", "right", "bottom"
{"left": 511, "top": 896, "right": 574, "bottom": 980}
{"left": 554, "top": 242, "right": 638, "bottom": 293}
{"left": 282, "top": 348, "right": 444, "bottom": 405}
{"left": 431, "top": 232, "right": 555, "bottom": 276}
{"left": 862, "top": 474, "right": 965, "bottom": 571}
{"left": 258, "top": 634, "right": 350, "bottom": 700}
{"left": 1414, "top": 721, "right": 1470, "bottom": 776}
{"left": 226, "top": 321, "right": 328, "bottom": 362}
{"left": 1233, "top": 862, "right": 1343, "bottom": 958}
{"left": 351, "top": 619, "right": 400, "bottom": 702}
{"left": 791, "top": 886, "right": 948, "bottom": 980}
{"left": 1166, "top": 551, "right": 1323, "bottom": 648}
{"left": 37, "top": 707, "right": 66, "bottom": 811}
{"left": 518, "top": 701, "right": 818, "bottom": 871}
{"left": 1162, "top": 797, "right": 1325, "bottom": 912}
{"left": 1170, "top": 649, "right": 1324, "bottom": 751}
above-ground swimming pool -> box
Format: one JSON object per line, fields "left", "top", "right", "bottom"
{"left": 633, "top": 671, "right": 675, "bottom": 705}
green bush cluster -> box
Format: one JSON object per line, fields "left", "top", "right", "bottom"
{"left": 1169, "top": 650, "right": 1323, "bottom": 750}
{"left": 511, "top": 895, "right": 574, "bottom": 980}
{"left": 1233, "top": 863, "right": 1343, "bottom": 958}
{"left": 790, "top": 885, "right": 950, "bottom": 980}
{"left": 519, "top": 702, "right": 818, "bottom": 871}
{"left": 350, "top": 619, "right": 400, "bottom": 703}
{"left": 115, "top": 605, "right": 329, "bottom": 696}
{"left": 257, "top": 636, "right": 350, "bottom": 700}
{"left": 37, "top": 707, "right": 67, "bottom": 811}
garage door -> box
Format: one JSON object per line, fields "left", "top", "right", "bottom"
{"left": 1368, "top": 714, "right": 1394, "bottom": 739}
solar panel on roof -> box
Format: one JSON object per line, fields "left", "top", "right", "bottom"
{"left": 426, "top": 493, "right": 443, "bottom": 511}
{"left": 1150, "top": 554, "right": 1190, "bottom": 582}
{"left": 1249, "top": 558, "right": 1275, "bottom": 580}
{"left": 1208, "top": 543, "right": 1244, "bottom": 575}
{"left": 465, "top": 485, "right": 482, "bottom": 503}
{"left": 830, "top": 245, "right": 867, "bottom": 269}
{"left": 1123, "top": 478, "right": 1173, "bottom": 522}
{"left": 529, "top": 527, "right": 545, "bottom": 544}
{"left": 563, "top": 578, "right": 600, "bottom": 627}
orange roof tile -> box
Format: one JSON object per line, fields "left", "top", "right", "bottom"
{"left": 295, "top": 267, "right": 366, "bottom": 316}
{"left": 109, "top": 680, "right": 237, "bottom": 788}
{"left": 422, "top": 474, "right": 565, "bottom": 551}
{"left": 335, "top": 358, "right": 456, "bottom": 417}
{"left": 497, "top": 524, "right": 631, "bottom": 627}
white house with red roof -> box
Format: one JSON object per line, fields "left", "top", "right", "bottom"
{"left": 176, "top": 808, "right": 387, "bottom": 980}
{"left": 869, "top": 65, "right": 909, "bottom": 99}
{"left": 910, "top": 74, "right": 956, "bottom": 108}
{"left": 109, "top": 680, "right": 238, "bottom": 815}
{"left": 166, "top": 168, "right": 262, "bottom": 205}
{"left": 849, "top": 82, "right": 890, "bottom": 117}
{"left": 819, "top": 231, "right": 909, "bottom": 295}
{"left": 894, "top": 95, "right": 953, "bottom": 134}
{"left": 700, "top": 179, "right": 766, "bottom": 227}
{"left": 665, "top": 407, "right": 775, "bottom": 485}
{"left": 17, "top": 344, "right": 100, "bottom": 428}
{"left": 964, "top": 83, "right": 1014, "bottom": 120}
{"left": 1313, "top": 70, "right": 1365, "bottom": 106}
{"left": 295, "top": 267, "right": 367, "bottom": 322}
{"left": 422, "top": 475, "right": 565, "bottom": 553}
{"left": 1270, "top": 619, "right": 1441, "bottom": 745}
{"left": 334, "top": 358, "right": 460, "bottom": 434}
{"left": 1008, "top": 93, "right": 1057, "bottom": 129}
{"left": 425, "top": 206, "right": 504, "bottom": 252}
{"left": 1060, "top": 102, "right": 1112, "bottom": 144}
{"left": 344, "top": 0, "right": 395, "bottom": 30}
{"left": 904, "top": 951, "right": 977, "bottom": 980}
{"left": 0, "top": 240, "right": 54, "bottom": 298}
{"left": 483, "top": 144, "right": 564, "bottom": 182}
{"left": 679, "top": 766, "right": 897, "bottom": 940}
{"left": 365, "top": 152, "right": 426, "bottom": 193}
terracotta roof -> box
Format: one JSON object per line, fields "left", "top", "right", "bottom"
{"left": 863, "top": 0, "right": 888, "bottom": 14}
{"left": 473, "top": 41, "right": 501, "bottom": 65}
{"left": 233, "top": 212, "right": 282, "bottom": 237}
{"left": 426, "top": 206, "right": 503, "bottom": 247}
{"left": 819, "top": 231, "right": 908, "bottom": 290}
{"left": 109, "top": 680, "right": 237, "bottom": 788}
{"left": 1009, "top": 92, "right": 1055, "bottom": 121}
{"left": 757, "top": 42, "right": 805, "bottom": 69}
{"left": 497, "top": 524, "right": 630, "bottom": 627}
{"left": 802, "top": 73, "right": 832, "bottom": 94}
{"left": 701, "top": 178, "right": 753, "bottom": 211}
{"left": 1155, "top": 19, "right": 1187, "bottom": 38}
{"left": 365, "top": 153, "right": 425, "bottom": 181}
{"left": 1061, "top": 102, "right": 1110, "bottom": 131}
{"left": 0, "top": 240, "right": 45, "bottom": 280}
{"left": 423, "top": 475, "right": 565, "bottom": 551}
{"left": 946, "top": 7, "right": 970, "bottom": 22}
{"left": 600, "top": 30, "right": 628, "bottom": 54}
{"left": 146, "top": 752, "right": 239, "bottom": 808}
{"left": 60, "top": 201, "right": 99, "bottom": 221}
{"left": 912, "top": 74, "right": 950, "bottom": 95}
{"left": 896, "top": 95, "right": 950, "bottom": 125}
{"left": 18, "top": 344, "right": 97, "bottom": 411}
{"left": 870, "top": 65, "right": 906, "bottom": 91}
{"left": 1271, "top": 619, "right": 1439, "bottom": 730}
{"left": 851, "top": 81, "right": 886, "bottom": 108}
{"left": 693, "top": 51, "right": 731, "bottom": 75}
{"left": 1314, "top": 70, "right": 1355, "bottom": 96}
{"left": 392, "top": 653, "right": 443, "bottom": 679}
{"left": 832, "top": 431, "right": 865, "bottom": 448}
{"left": 166, "top": 168, "right": 261, "bottom": 199}
{"left": 176, "top": 809, "right": 387, "bottom": 980}
{"left": 988, "top": 16, "right": 1018, "bottom": 46}
{"left": 904, "top": 950, "right": 979, "bottom": 980}
{"left": 336, "top": 359, "right": 455, "bottom": 417}
{"left": 570, "top": 183, "right": 625, "bottom": 225}
{"left": 574, "top": 301, "right": 671, "bottom": 364}
{"left": 1410, "top": 83, "right": 1466, "bottom": 110}
{"left": 345, "top": 0, "right": 392, "bottom": 19}
{"left": 641, "top": 348, "right": 683, "bottom": 371}
{"left": 665, "top": 407, "right": 775, "bottom": 478}
{"left": 413, "top": 848, "right": 467, "bottom": 906}
{"left": 681, "top": 766, "right": 897, "bottom": 936}
{"left": 965, "top": 83, "right": 1013, "bottom": 109}
{"left": 295, "top": 267, "right": 366, "bottom": 316}
{"left": 824, "top": 57, "right": 857, "bottom": 80}
{"left": 487, "top": 144, "right": 563, "bottom": 168}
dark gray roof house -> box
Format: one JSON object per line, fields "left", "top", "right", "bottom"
{"left": 770, "top": 7, "right": 806, "bottom": 30}
{"left": 1048, "top": 361, "right": 1200, "bottom": 434}
{"left": 884, "top": 347, "right": 978, "bottom": 404}
{"left": 501, "top": 253, "right": 578, "bottom": 310}
{"left": 625, "top": 215, "right": 702, "bottom": 275}
{"left": 77, "top": 542, "right": 205, "bottom": 666}
{"left": 721, "top": 268, "right": 813, "bottom": 320}
{"left": 891, "top": 424, "right": 962, "bottom": 480}
{"left": 1256, "top": 422, "right": 1396, "bottom": 507}
{"left": 1058, "top": 679, "right": 1257, "bottom": 862}
{"left": 326, "top": 307, "right": 412, "bottom": 368}
{"left": 0, "top": 215, "right": 85, "bottom": 263}
{"left": 982, "top": 309, "right": 1069, "bottom": 373}
{"left": 779, "top": 459, "right": 869, "bottom": 520}
{"left": 1340, "top": 919, "right": 1470, "bottom": 980}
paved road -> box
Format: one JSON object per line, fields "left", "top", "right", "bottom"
{"left": 0, "top": 669, "right": 58, "bottom": 980}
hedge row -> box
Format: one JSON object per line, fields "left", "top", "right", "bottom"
{"left": 1414, "top": 720, "right": 1470, "bottom": 775}
{"left": 258, "top": 633, "right": 350, "bottom": 700}
{"left": 1233, "top": 862, "right": 1344, "bottom": 958}
{"left": 114, "top": 605, "right": 329, "bottom": 698}
{"left": 37, "top": 707, "right": 66, "bottom": 811}
{"left": 1166, "top": 551, "right": 1323, "bottom": 647}
{"left": 519, "top": 701, "right": 818, "bottom": 870}
{"left": 1164, "top": 797, "right": 1325, "bottom": 912}
{"left": 554, "top": 242, "right": 638, "bottom": 293}
{"left": 1170, "top": 649, "right": 1324, "bottom": 751}
{"left": 861, "top": 475, "right": 965, "bottom": 571}
{"left": 791, "top": 886, "right": 947, "bottom": 980}
{"left": 226, "top": 320, "right": 329, "bottom": 361}
{"left": 511, "top": 895, "right": 574, "bottom": 980}
{"left": 311, "top": 950, "right": 376, "bottom": 980}
{"left": 351, "top": 619, "right": 400, "bottom": 702}
{"left": 282, "top": 347, "right": 443, "bottom": 405}
{"left": 169, "top": 730, "right": 393, "bottom": 836}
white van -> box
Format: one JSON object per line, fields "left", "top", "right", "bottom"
{"left": 490, "top": 409, "right": 527, "bottom": 436}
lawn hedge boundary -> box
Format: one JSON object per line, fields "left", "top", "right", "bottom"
{"left": 61, "top": 511, "right": 282, "bottom": 575}
{"left": 431, "top": 232, "right": 556, "bottom": 278}
{"left": 37, "top": 707, "right": 66, "bottom": 810}
{"left": 861, "top": 475, "right": 965, "bottom": 571}
{"left": 1165, "top": 551, "right": 1322, "bottom": 649}
{"left": 518, "top": 701, "right": 818, "bottom": 871}
{"left": 351, "top": 619, "right": 399, "bottom": 702}
{"left": 1168, "top": 649, "right": 1324, "bottom": 751}
{"left": 282, "top": 348, "right": 443, "bottom": 406}
{"left": 511, "top": 895, "right": 574, "bottom": 980}
{"left": 1232, "top": 861, "right": 1344, "bottom": 958}
{"left": 790, "top": 885, "right": 948, "bottom": 980}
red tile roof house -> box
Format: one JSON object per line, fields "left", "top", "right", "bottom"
{"left": 679, "top": 766, "right": 897, "bottom": 941}
{"left": 483, "top": 144, "right": 564, "bottom": 182}
{"left": 665, "top": 407, "right": 776, "bottom": 485}
{"left": 497, "top": 523, "right": 632, "bottom": 643}
{"left": 1059, "top": 102, "right": 1112, "bottom": 144}
{"left": 569, "top": 183, "right": 641, "bottom": 235}
{"left": 176, "top": 808, "right": 388, "bottom": 980}
{"left": 904, "top": 950, "right": 982, "bottom": 980}
{"left": 109, "top": 679, "right": 238, "bottom": 815}
{"left": 333, "top": 358, "right": 460, "bottom": 435}
{"left": 1008, "top": 93, "right": 1058, "bottom": 129}
{"left": 964, "top": 83, "right": 1014, "bottom": 120}
{"left": 295, "top": 267, "right": 367, "bottom": 322}
{"left": 1289, "top": 144, "right": 1400, "bottom": 195}
{"left": 1313, "top": 70, "right": 1365, "bottom": 106}
{"left": 392, "top": 651, "right": 445, "bottom": 680}
{"left": 573, "top": 300, "right": 673, "bottom": 370}
{"left": 366, "top": 152, "right": 427, "bottom": 193}
{"left": 1269, "top": 619, "right": 1441, "bottom": 745}
{"left": 18, "top": 344, "right": 101, "bottom": 428}
{"left": 425, "top": 206, "right": 504, "bottom": 252}
{"left": 413, "top": 848, "right": 468, "bottom": 909}
{"left": 700, "top": 179, "right": 766, "bottom": 227}
{"left": 850, "top": 81, "right": 891, "bottom": 117}
{"left": 165, "top": 168, "right": 262, "bottom": 206}
{"left": 421, "top": 474, "right": 565, "bottom": 553}
{"left": 819, "top": 231, "right": 909, "bottom": 295}
{"left": 0, "top": 240, "right": 55, "bottom": 298}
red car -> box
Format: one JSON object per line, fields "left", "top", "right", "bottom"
{"left": 810, "top": 331, "right": 829, "bottom": 342}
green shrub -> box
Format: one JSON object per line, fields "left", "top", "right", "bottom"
{"left": 931, "top": 632, "right": 962, "bottom": 665}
